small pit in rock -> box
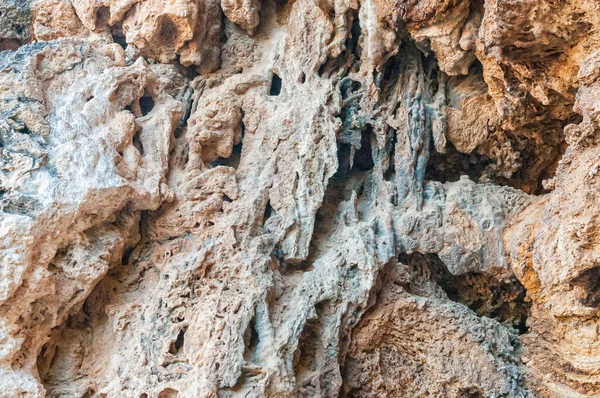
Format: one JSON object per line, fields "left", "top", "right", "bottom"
{"left": 139, "top": 96, "right": 155, "bottom": 116}
{"left": 168, "top": 327, "right": 186, "bottom": 355}
{"left": 269, "top": 73, "right": 282, "bottom": 96}
{"left": 132, "top": 131, "right": 144, "bottom": 155}
{"left": 353, "top": 126, "right": 375, "bottom": 171}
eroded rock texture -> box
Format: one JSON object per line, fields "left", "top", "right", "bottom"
{"left": 1, "top": 0, "right": 599, "bottom": 397}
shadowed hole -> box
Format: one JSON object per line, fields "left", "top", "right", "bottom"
{"left": 169, "top": 327, "right": 186, "bottom": 355}
{"left": 139, "top": 96, "right": 154, "bottom": 116}
{"left": 269, "top": 73, "right": 282, "bottom": 96}
{"left": 132, "top": 131, "right": 144, "bottom": 155}
{"left": 422, "top": 254, "right": 530, "bottom": 334}
{"left": 353, "top": 126, "right": 374, "bottom": 171}
{"left": 263, "top": 200, "right": 273, "bottom": 226}
{"left": 112, "top": 34, "right": 128, "bottom": 50}
{"left": 243, "top": 316, "right": 260, "bottom": 362}
{"left": 209, "top": 142, "right": 243, "bottom": 169}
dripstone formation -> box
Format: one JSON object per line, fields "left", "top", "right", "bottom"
{"left": 0, "top": 0, "right": 599, "bottom": 397}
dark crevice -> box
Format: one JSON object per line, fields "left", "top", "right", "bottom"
{"left": 458, "top": 387, "right": 485, "bottom": 398}
{"left": 383, "top": 129, "right": 397, "bottom": 182}
{"left": 317, "top": 62, "right": 327, "bottom": 78}
{"left": 423, "top": 254, "right": 530, "bottom": 334}
{"left": 112, "top": 34, "right": 128, "bottom": 50}
{"left": 209, "top": 142, "right": 242, "bottom": 169}
{"left": 426, "top": 142, "right": 492, "bottom": 183}
{"left": 263, "top": 200, "right": 273, "bottom": 225}
{"left": 168, "top": 327, "right": 186, "bottom": 355}
{"left": 132, "top": 131, "right": 144, "bottom": 155}
{"left": 121, "top": 247, "right": 134, "bottom": 266}
{"left": 380, "top": 54, "right": 403, "bottom": 96}
{"left": 352, "top": 126, "right": 374, "bottom": 172}
{"left": 240, "top": 118, "right": 246, "bottom": 139}
{"left": 139, "top": 96, "right": 155, "bottom": 116}
{"left": 269, "top": 73, "right": 282, "bottom": 96}
{"left": 243, "top": 316, "right": 260, "bottom": 362}
{"left": 349, "top": 13, "right": 362, "bottom": 61}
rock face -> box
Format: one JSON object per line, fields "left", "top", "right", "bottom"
{"left": 0, "top": 0, "right": 599, "bottom": 397}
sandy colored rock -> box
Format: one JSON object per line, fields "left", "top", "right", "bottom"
{"left": 504, "top": 49, "right": 600, "bottom": 397}
{"left": 0, "top": 0, "right": 599, "bottom": 397}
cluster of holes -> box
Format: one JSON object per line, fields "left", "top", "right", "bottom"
{"left": 121, "top": 94, "right": 156, "bottom": 157}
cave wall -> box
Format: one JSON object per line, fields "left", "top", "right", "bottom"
{"left": 0, "top": 0, "right": 599, "bottom": 397}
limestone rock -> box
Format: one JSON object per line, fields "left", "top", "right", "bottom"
{"left": 504, "top": 49, "right": 600, "bottom": 397}
{"left": 0, "top": 39, "right": 182, "bottom": 396}
{"left": 0, "top": 0, "right": 32, "bottom": 51}
{"left": 0, "top": 0, "right": 599, "bottom": 397}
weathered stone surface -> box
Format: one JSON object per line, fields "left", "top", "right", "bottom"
{"left": 0, "top": 39, "right": 183, "bottom": 396}
{"left": 0, "top": 0, "right": 32, "bottom": 51}
{"left": 505, "top": 49, "right": 600, "bottom": 397}
{"left": 0, "top": 0, "right": 599, "bottom": 397}
{"left": 343, "top": 256, "right": 526, "bottom": 397}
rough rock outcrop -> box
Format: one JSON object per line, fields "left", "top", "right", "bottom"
{"left": 0, "top": 0, "right": 599, "bottom": 397}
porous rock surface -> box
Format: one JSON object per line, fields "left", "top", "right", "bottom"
{"left": 0, "top": 0, "right": 599, "bottom": 397}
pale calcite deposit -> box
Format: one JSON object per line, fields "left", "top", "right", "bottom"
{"left": 0, "top": 0, "right": 599, "bottom": 397}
